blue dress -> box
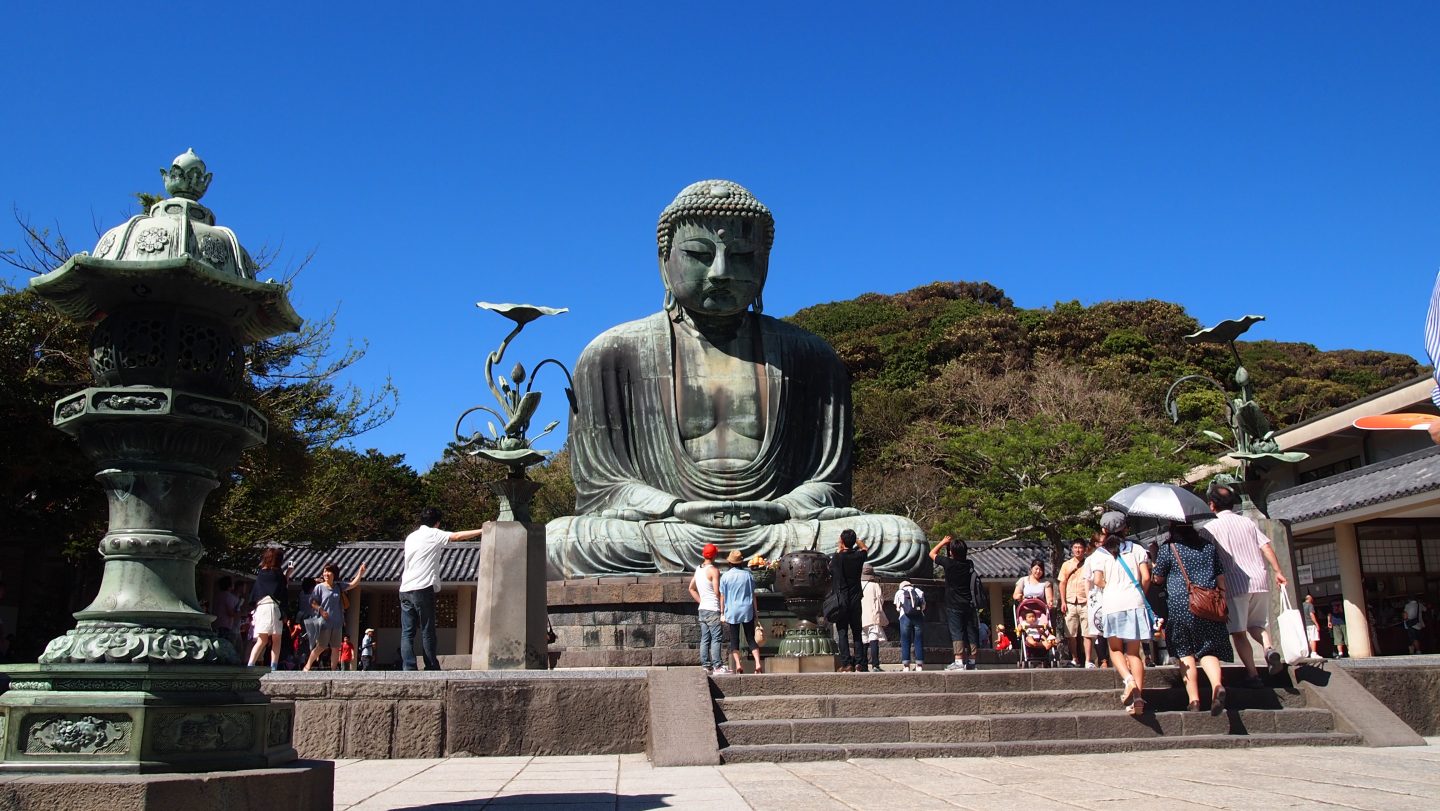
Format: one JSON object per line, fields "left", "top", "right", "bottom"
{"left": 1152, "top": 531, "right": 1234, "bottom": 661}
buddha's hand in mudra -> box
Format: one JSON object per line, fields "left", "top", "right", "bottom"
{"left": 674, "top": 500, "right": 789, "bottom": 529}
{"left": 598, "top": 508, "right": 654, "bottom": 521}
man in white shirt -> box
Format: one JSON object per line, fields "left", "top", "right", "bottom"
{"left": 399, "top": 507, "right": 483, "bottom": 671}
{"left": 1206, "top": 484, "right": 1288, "bottom": 686}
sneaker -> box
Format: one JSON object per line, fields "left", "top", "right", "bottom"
{"left": 899, "top": 662, "right": 911, "bottom": 671}
{"left": 944, "top": 660, "right": 965, "bottom": 671}
{"left": 1084, "top": 662, "right": 1098, "bottom": 669}
{"left": 1265, "top": 648, "right": 1285, "bottom": 675}
{"left": 964, "top": 661, "right": 978, "bottom": 671}
{"left": 712, "top": 666, "right": 731, "bottom": 675}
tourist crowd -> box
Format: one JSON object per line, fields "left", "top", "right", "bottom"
{"left": 689, "top": 482, "right": 1352, "bottom": 717}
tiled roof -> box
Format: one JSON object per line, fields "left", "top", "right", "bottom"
{"left": 1269, "top": 444, "right": 1440, "bottom": 524}
{"left": 964, "top": 541, "right": 1055, "bottom": 580}
{"left": 278, "top": 540, "right": 1059, "bottom": 584}
{"left": 280, "top": 541, "right": 481, "bottom": 585}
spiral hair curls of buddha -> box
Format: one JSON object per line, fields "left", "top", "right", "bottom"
{"left": 656, "top": 180, "right": 775, "bottom": 262}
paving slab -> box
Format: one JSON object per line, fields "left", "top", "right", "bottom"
{"left": 332, "top": 739, "right": 1440, "bottom": 809}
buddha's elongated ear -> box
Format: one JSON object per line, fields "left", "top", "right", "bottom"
{"left": 659, "top": 253, "right": 684, "bottom": 322}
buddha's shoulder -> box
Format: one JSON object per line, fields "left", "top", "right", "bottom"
{"left": 758, "top": 315, "right": 843, "bottom": 359}
{"left": 759, "top": 314, "right": 824, "bottom": 341}
{"left": 578, "top": 312, "right": 669, "bottom": 358}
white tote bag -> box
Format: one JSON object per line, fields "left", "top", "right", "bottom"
{"left": 1277, "top": 589, "right": 1310, "bottom": 665}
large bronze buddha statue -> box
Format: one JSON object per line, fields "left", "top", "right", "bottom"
{"left": 545, "top": 180, "right": 928, "bottom": 577}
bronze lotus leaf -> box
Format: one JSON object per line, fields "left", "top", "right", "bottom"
{"left": 476, "top": 301, "right": 568, "bottom": 325}
{"left": 1184, "top": 315, "right": 1265, "bottom": 345}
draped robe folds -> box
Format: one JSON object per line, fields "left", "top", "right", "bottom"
{"left": 545, "top": 311, "right": 928, "bottom": 577}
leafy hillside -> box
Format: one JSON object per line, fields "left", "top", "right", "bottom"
{"left": 787, "top": 281, "right": 1423, "bottom": 543}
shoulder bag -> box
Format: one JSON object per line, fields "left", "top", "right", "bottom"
{"left": 1171, "top": 543, "right": 1228, "bottom": 624}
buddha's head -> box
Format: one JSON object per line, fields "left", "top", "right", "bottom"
{"left": 657, "top": 180, "right": 775, "bottom": 319}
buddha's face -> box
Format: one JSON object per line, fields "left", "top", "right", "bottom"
{"left": 663, "top": 217, "right": 766, "bottom": 317}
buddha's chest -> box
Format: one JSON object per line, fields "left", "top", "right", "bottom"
{"left": 672, "top": 339, "right": 766, "bottom": 467}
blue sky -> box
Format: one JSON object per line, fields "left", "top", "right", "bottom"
{"left": 5, "top": 3, "right": 1439, "bottom": 471}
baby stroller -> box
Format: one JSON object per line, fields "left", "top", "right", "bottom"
{"left": 1014, "top": 597, "right": 1060, "bottom": 668}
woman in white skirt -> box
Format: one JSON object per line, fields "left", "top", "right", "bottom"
{"left": 1088, "top": 512, "right": 1153, "bottom": 715}
{"left": 247, "top": 547, "right": 292, "bottom": 670}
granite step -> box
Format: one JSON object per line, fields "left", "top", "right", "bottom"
{"left": 718, "top": 731, "right": 1361, "bottom": 762}
{"left": 717, "top": 689, "right": 1125, "bottom": 721}
{"left": 709, "top": 668, "right": 1123, "bottom": 698}
{"left": 717, "top": 707, "right": 1336, "bottom": 747}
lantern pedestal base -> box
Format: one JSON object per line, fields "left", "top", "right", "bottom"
{"left": 0, "top": 664, "right": 296, "bottom": 774}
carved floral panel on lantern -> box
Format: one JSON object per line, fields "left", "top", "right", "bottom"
{"left": 151, "top": 711, "right": 253, "bottom": 754}
{"left": 199, "top": 234, "right": 231, "bottom": 267}
{"left": 22, "top": 713, "right": 133, "bottom": 755}
{"left": 134, "top": 227, "right": 170, "bottom": 254}
{"left": 266, "top": 707, "right": 293, "bottom": 748}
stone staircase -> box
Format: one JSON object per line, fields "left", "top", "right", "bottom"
{"left": 710, "top": 666, "right": 1359, "bottom": 762}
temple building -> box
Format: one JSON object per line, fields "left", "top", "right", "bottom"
{"left": 1267, "top": 375, "right": 1440, "bottom": 657}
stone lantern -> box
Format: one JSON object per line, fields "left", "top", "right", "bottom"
{"left": 0, "top": 151, "right": 314, "bottom": 784}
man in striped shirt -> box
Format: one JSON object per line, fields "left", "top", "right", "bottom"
{"left": 1207, "top": 483, "right": 1289, "bottom": 687}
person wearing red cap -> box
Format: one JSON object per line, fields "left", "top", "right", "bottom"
{"left": 688, "top": 543, "right": 726, "bottom": 673}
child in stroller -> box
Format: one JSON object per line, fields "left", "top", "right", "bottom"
{"left": 1015, "top": 597, "right": 1059, "bottom": 668}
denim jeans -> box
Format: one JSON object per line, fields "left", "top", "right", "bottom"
{"left": 899, "top": 613, "right": 924, "bottom": 664}
{"left": 698, "top": 609, "right": 723, "bottom": 669}
{"left": 947, "top": 602, "right": 980, "bottom": 660}
{"left": 400, "top": 587, "right": 440, "bottom": 671}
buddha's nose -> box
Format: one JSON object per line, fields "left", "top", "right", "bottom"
{"left": 707, "top": 251, "right": 731, "bottom": 283}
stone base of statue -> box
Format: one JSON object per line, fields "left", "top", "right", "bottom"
{"left": 472, "top": 521, "right": 548, "bottom": 670}
{"left": 545, "top": 575, "right": 803, "bottom": 667}
{"left": 0, "top": 664, "right": 297, "bottom": 773}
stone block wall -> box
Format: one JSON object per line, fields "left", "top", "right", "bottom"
{"left": 262, "top": 671, "right": 648, "bottom": 759}
{"left": 1342, "top": 664, "right": 1440, "bottom": 735}
{"left": 546, "top": 574, "right": 1005, "bottom": 667}
{"left": 547, "top": 576, "right": 714, "bottom": 668}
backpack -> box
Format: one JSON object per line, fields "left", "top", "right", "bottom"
{"left": 900, "top": 587, "right": 925, "bottom": 619}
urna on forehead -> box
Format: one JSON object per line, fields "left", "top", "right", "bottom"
{"left": 656, "top": 179, "right": 775, "bottom": 258}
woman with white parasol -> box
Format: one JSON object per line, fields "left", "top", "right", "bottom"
{"left": 1100, "top": 484, "right": 1219, "bottom": 714}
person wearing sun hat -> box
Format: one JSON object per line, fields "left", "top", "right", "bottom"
{"left": 720, "top": 550, "right": 763, "bottom": 674}
{"left": 359, "top": 628, "right": 376, "bottom": 671}
{"left": 688, "top": 543, "right": 726, "bottom": 673}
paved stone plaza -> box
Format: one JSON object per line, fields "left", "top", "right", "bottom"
{"left": 334, "top": 739, "right": 1440, "bottom": 810}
